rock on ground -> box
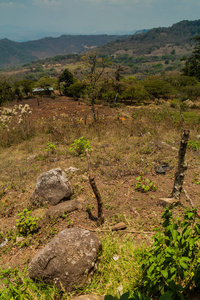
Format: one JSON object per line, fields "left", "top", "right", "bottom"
{"left": 46, "top": 199, "right": 83, "bottom": 219}
{"left": 30, "top": 168, "right": 73, "bottom": 206}
{"left": 28, "top": 228, "right": 102, "bottom": 291}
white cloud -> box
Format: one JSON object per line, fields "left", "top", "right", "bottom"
{"left": 0, "top": 1, "right": 14, "bottom": 7}
{"left": 0, "top": 1, "right": 24, "bottom": 7}
{"left": 33, "top": 0, "right": 60, "bottom": 5}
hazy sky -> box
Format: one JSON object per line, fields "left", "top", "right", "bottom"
{"left": 1, "top": 0, "right": 200, "bottom": 36}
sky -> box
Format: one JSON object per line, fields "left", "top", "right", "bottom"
{"left": 1, "top": 0, "right": 200, "bottom": 40}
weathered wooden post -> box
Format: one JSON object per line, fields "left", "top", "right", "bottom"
{"left": 171, "top": 129, "right": 190, "bottom": 199}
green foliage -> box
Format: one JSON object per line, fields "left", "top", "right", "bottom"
{"left": 183, "top": 37, "right": 200, "bottom": 80}
{"left": 0, "top": 268, "right": 60, "bottom": 299}
{"left": 69, "top": 137, "right": 91, "bottom": 156}
{"left": 58, "top": 68, "right": 74, "bottom": 96}
{"left": 35, "top": 75, "right": 56, "bottom": 90}
{"left": 135, "top": 176, "right": 157, "bottom": 193}
{"left": 170, "top": 98, "right": 179, "bottom": 108}
{"left": 16, "top": 209, "right": 39, "bottom": 236}
{"left": 66, "top": 80, "right": 86, "bottom": 99}
{"left": 137, "top": 207, "right": 200, "bottom": 299}
{"left": 188, "top": 140, "right": 200, "bottom": 151}
{"left": 143, "top": 77, "right": 175, "bottom": 99}
{"left": 45, "top": 142, "right": 56, "bottom": 154}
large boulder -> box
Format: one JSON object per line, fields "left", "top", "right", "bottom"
{"left": 28, "top": 228, "right": 102, "bottom": 291}
{"left": 30, "top": 168, "right": 73, "bottom": 206}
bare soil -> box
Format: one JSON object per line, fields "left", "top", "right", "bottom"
{"left": 0, "top": 95, "right": 200, "bottom": 273}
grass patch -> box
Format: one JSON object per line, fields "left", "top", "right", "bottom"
{"left": 84, "top": 234, "right": 142, "bottom": 297}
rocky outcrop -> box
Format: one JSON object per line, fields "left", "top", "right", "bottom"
{"left": 30, "top": 168, "right": 73, "bottom": 206}
{"left": 28, "top": 228, "right": 102, "bottom": 291}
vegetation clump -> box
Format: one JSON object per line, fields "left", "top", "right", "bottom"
{"left": 136, "top": 207, "right": 200, "bottom": 299}
{"left": 135, "top": 176, "right": 157, "bottom": 193}
{"left": 16, "top": 209, "right": 39, "bottom": 236}
{"left": 69, "top": 136, "right": 91, "bottom": 156}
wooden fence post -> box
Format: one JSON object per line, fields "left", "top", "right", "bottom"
{"left": 171, "top": 129, "right": 190, "bottom": 199}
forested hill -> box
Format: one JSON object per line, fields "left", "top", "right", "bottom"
{"left": 0, "top": 34, "right": 128, "bottom": 69}
{"left": 99, "top": 19, "right": 200, "bottom": 56}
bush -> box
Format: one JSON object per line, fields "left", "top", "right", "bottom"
{"left": 16, "top": 209, "right": 39, "bottom": 236}
{"left": 137, "top": 207, "right": 200, "bottom": 299}
{"left": 69, "top": 137, "right": 91, "bottom": 156}
{"left": 188, "top": 140, "right": 200, "bottom": 151}
{"left": 143, "top": 77, "right": 176, "bottom": 99}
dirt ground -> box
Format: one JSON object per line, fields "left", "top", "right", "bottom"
{"left": 0, "top": 95, "right": 200, "bottom": 272}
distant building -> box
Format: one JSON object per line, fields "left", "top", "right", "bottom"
{"left": 32, "top": 87, "right": 54, "bottom": 96}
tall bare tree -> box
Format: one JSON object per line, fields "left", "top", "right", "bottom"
{"left": 82, "top": 52, "right": 108, "bottom": 121}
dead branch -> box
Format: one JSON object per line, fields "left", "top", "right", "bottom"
{"left": 183, "top": 187, "right": 194, "bottom": 208}
{"left": 85, "top": 148, "right": 104, "bottom": 226}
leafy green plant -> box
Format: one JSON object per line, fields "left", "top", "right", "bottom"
{"left": 135, "top": 176, "right": 157, "bottom": 193}
{"left": 69, "top": 136, "right": 91, "bottom": 156}
{"left": 188, "top": 140, "right": 200, "bottom": 151}
{"left": 16, "top": 209, "right": 39, "bottom": 236}
{"left": 45, "top": 142, "right": 56, "bottom": 154}
{"left": 0, "top": 268, "right": 61, "bottom": 299}
{"left": 137, "top": 206, "right": 200, "bottom": 299}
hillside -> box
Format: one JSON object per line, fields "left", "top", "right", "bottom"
{"left": 100, "top": 20, "right": 200, "bottom": 55}
{"left": 96, "top": 19, "right": 200, "bottom": 78}
{"left": 1, "top": 19, "right": 200, "bottom": 79}
{"left": 0, "top": 34, "right": 127, "bottom": 69}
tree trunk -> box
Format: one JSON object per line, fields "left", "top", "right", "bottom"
{"left": 171, "top": 129, "right": 190, "bottom": 199}
{"left": 91, "top": 98, "right": 96, "bottom": 121}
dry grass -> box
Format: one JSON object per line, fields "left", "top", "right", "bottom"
{"left": 0, "top": 99, "right": 200, "bottom": 297}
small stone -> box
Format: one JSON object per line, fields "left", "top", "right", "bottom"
{"left": 71, "top": 295, "right": 104, "bottom": 300}
{"left": 16, "top": 236, "right": 25, "bottom": 243}
{"left": 65, "top": 167, "right": 80, "bottom": 173}
{"left": 112, "top": 222, "right": 127, "bottom": 231}
{"left": 159, "top": 198, "right": 180, "bottom": 207}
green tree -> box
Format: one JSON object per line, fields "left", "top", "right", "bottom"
{"left": 183, "top": 37, "right": 200, "bottom": 80}
{"left": 58, "top": 69, "right": 74, "bottom": 96}
{"left": 143, "top": 76, "right": 175, "bottom": 99}
{"left": 121, "top": 76, "right": 149, "bottom": 104}
{"left": 66, "top": 81, "right": 86, "bottom": 100}
{"left": 19, "top": 79, "right": 34, "bottom": 96}
{"left": 0, "top": 78, "right": 14, "bottom": 105}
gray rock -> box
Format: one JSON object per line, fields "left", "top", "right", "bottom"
{"left": 65, "top": 166, "right": 80, "bottom": 173}
{"left": 46, "top": 199, "right": 83, "bottom": 219}
{"left": 28, "top": 228, "right": 102, "bottom": 291}
{"left": 30, "top": 168, "right": 73, "bottom": 206}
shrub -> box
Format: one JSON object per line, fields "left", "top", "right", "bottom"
{"left": 188, "top": 140, "right": 200, "bottom": 151}
{"left": 69, "top": 137, "right": 91, "bottom": 156}
{"left": 135, "top": 176, "right": 157, "bottom": 193}
{"left": 137, "top": 207, "right": 200, "bottom": 299}
{"left": 16, "top": 209, "right": 39, "bottom": 236}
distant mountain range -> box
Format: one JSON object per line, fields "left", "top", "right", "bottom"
{"left": 99, "top": 20, "right": 200, "bottom": 56}
{"left": 1, "top": 20, "right": 200, "bottom": 70}
{"left": 0, "top": 34, "right": 129, "bottom": 69}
